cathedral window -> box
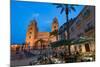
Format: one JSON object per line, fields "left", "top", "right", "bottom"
{"left": 30, "top": 32, "right": 32, "bottom": 34}
{"left": 29, "top": 36, "right": 31, "bottom": 39}
{"left": 30, "top": 27, "right": 32, "bottom": 30}
{"left": 54, "top": 26, "right": 56, "bottom": 29}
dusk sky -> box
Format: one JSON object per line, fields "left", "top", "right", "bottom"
{"left": 11, "top": 0, "right": 84, "bottom": 44}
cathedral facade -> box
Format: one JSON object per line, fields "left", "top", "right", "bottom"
{"left": 25, "top": 17, "right": 59, "bottom": 49}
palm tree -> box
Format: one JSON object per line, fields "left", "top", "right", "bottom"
{"left": 54, "top": 4, "right": 76, "bottom": 55}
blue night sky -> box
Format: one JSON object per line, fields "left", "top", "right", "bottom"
{"left": 11, "top": 0, "right": 84, "bottom": 44}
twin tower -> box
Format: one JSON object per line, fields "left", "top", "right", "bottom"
{"left": 25, "top": 17, "right": 59, "bottom": 49}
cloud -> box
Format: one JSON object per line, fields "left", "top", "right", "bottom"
{"left": 45, "top": 20, "right": 51, "bottom": 23}
{"left": 32, "top": 13, "right": 40, "bottom": 19}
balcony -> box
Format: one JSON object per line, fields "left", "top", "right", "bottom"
{"left": 85, "top": 26, "right": 95, "bottom": 33}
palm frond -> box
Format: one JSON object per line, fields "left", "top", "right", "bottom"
{"left": 52, "top": 3, "right": 60, "bottom": 5}
{"left": 70, "top": 6, "right": 76, "bottom": 11}
{"left": 56, "top": 5, "right": 63, "bottom": 8}
{"left": 65, "top": 4, "right": 68, "bottom": 8}
{"left": 60, "top": 7, "right": 64, "bottom": 14}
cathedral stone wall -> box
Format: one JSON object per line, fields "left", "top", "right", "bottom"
{"left": 25, "top": 17, "right": 59, "bottom": 49}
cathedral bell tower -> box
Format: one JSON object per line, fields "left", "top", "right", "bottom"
{"left": 52, "top": 17, "right": 59, "bottom": 32}
{"left": 50, "top": 17, "right": 59, "bottom": 42}
{"left": 25, "top": 20, "right": 38, "bottom": 49}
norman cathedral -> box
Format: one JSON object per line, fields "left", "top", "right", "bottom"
{"left": 25, "top": 17, "right": 59, "bottom": 49}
